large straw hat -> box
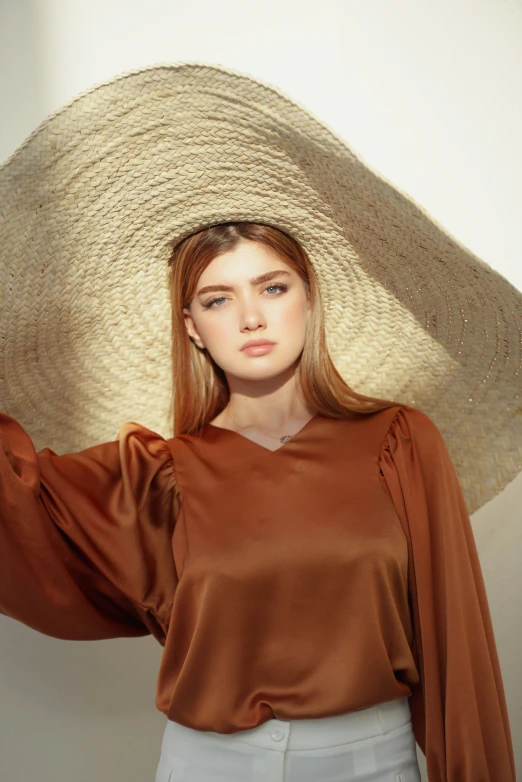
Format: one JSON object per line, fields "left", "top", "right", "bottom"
{"left": 1, "top": 62, "right": 521, "bottom": 514}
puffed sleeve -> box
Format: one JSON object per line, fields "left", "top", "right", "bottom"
{"left": 0, "top": 414, "right": 179, "bottom": 644}
{"left": 378, "top": 405, "right": 516, "bottom": 781}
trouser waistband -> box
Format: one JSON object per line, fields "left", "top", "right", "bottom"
{"left": 164, "top": 697, "right": 412, "bottom": 751}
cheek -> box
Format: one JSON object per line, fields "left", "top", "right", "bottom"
{"left": 278, "top": 297, "right": 308, "bottom": 329}
{"left": 198, "top": 317, "right": 232, "bottom": 351}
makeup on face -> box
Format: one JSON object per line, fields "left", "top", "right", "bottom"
{"left": 197, "top": 269, "right": 292, "bottom": 310}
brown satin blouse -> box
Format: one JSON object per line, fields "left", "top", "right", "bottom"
{"left": 0, "top": 404, "right": 515, "bottom": 781}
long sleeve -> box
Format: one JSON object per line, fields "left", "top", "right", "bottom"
{"left": 0, "top": 414, "right": 179, "bottom": 643}
{"left": 378, "top": 406, "right": 516, "bottom": 782}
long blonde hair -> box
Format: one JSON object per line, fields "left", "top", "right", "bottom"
{"left": 167, "top": 222, "right": 402, "bottom": 435}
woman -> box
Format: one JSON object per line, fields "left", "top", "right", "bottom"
{"left": 0, "top": 220, "right": 516, "bottom": 780}
{"left": 0, "top": 65, "right": 518, "bottom": 781}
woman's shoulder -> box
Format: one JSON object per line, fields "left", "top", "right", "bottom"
{"left": 379, "top": 403, "right": 441, "bottom": 435}
{"left": 378, "top": 404, "right": 451, "bottom": 473}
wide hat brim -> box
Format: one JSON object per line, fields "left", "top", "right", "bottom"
{"left": 1, "top": 61, "right": 521, "bottom": 514}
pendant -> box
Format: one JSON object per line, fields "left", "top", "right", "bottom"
{"left": 280, "top": 435, "right": 293, "bottom": 443}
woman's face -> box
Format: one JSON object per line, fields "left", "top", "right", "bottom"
{"left": 183, "top": 240, "right": 310, "bottom": 384}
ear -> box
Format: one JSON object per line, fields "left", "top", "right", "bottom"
{"left": 183, "top": 307, "right": 205, "bottom": 349}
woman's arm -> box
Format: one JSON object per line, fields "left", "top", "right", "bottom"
{"left": 0, "top": 414, "right": 179, "bottom": 643}
{"left": 379, "top": 406, "right": 516, "bottom": 782}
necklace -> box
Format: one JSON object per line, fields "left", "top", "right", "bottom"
{"left": 222, "top": 413, "right": 296, "bottom": 444}
{"left": 228, "top": 424, "right": 295, "bottom": 444}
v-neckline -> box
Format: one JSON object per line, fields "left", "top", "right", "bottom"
{"left": 204, "top": 412, "right": 321, "bottom": 454}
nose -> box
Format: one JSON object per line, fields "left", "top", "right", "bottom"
{"left": 239, "top": 296, "right": 267, "bottom": 331}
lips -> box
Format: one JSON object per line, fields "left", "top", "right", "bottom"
{"left": 241, "top": 340, "right": 276, "bottom": 350}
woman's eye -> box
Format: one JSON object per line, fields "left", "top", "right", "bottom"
{"left": 203, "top": 284, "right": 287, "bottom": 309}
{"left": 203, "top": 296, "right": 226, "bottom": 308}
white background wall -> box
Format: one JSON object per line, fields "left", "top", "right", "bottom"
{"left": 1, "top": 1, "right": 521, "bottom": 780}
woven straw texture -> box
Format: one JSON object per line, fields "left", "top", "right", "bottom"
{"left": 1, "top": 62, "right": 521, "bottom": 515}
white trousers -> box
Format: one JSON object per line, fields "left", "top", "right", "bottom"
{"left": 155, "top": 696, "right": 422, "bottom": 782}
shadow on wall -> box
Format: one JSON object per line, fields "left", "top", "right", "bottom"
{"left": 0, "top": 0, "right": 48, "bottom": 162}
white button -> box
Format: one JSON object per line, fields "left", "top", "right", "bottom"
{"left": 271, "top": 727, "right": 285, "bottom": 741}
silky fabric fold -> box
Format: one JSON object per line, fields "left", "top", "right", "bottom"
{"left": 0, "top": 405, "right": 515, "bottom": 780}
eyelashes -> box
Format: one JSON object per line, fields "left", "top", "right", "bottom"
{"left": 202, "top": 284, "right": 288, "bottom": 309}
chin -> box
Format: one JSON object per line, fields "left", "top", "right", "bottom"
{"left": 226, "top": 356, "right": 300, "bottom": 381}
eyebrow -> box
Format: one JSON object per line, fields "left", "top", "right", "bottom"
{"left": 196, "top": 269, "right": 292, "bottom": 296}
